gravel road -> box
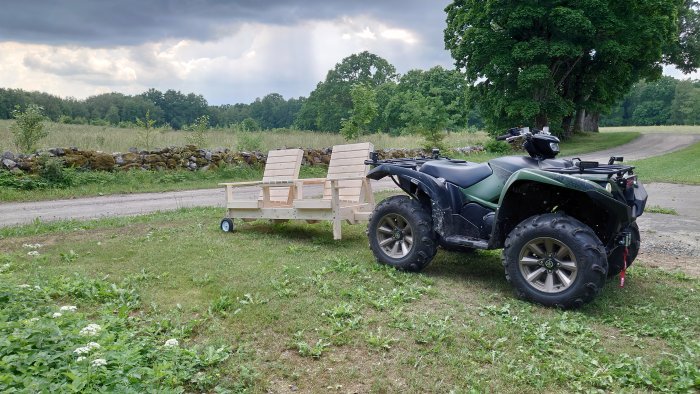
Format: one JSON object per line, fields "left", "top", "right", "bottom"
{"left": 1, "top": 133, "right": 698, "bottom": 275}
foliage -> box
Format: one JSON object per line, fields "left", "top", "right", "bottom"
{"left": 135, "top": 110, "right": 157, "bottom": 150}
{"left": 10, "top": 104, "right": 48, "bottom": 153}
{"left": 236, "top": 132, "right": 263, "bottom": 152}
{"left": 400, "top": 92, "right": 449, "bottom": 150}
{"left": 37, "top": 154, "right": 73, "bottom": 187}
{"left": 445, "top": 0, "right": 700, "bottom": 137}
{"left": 296, "top": 51, "right": 398, "bottom": 132}
{"left": 341, "top": 84, "right": 378, "bottom": 140}
{"left": 240, "top": 117, "right": 260, "bottom": 131}
{"left": 0, "top": 274, "right": 232, "bottom": 392}
{"left": 184, "top": 114, "right": 209, "bottom": 147}
{"left": 484, "top": 139, "right": 512, "bottom": 154}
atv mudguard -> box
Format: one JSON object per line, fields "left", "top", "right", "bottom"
{"left": 367, "top": 164, "right": 457, "bottom": 239}
{"left": 490, "top": 168, "right": 633, "bottom": 248}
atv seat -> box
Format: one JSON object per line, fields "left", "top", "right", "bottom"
{"left": 419, "top": 160, "right": 493, "bottom": 188}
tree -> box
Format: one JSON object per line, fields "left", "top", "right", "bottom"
{"left": 136, "top": 110, "right": 157, "bottom": 150}
{"left": 445, "top": 0, "right": 700, "bottom": 137}
{"left": 185, "top": 115, "right": 209, "bottom": 147}
{"left": 10, "top": 104, "right": 48, "bottom": 153}
{"left": 400, "top": 92, "right": 449, "bottom": 150}
{"left": 341, "top": 85, "right": 378, "bottom": 140}
{"left": 296, "top": 51, "right": 397, "bottom": 132}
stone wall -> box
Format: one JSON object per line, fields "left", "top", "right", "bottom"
{"left": 1, "top": 145, "right": 485, "bottom": 173}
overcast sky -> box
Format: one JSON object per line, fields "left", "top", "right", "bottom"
{"left": 0, "top": 1, "right": 697, "bottom": 105}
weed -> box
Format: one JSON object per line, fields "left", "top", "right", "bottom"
{"left": 365, "top": 328, "right": 397, "bottom": 351}
{"left": 645, "top": 205, "right": 679, "bottom": 215}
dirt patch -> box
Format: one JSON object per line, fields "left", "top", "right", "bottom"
{"left": 636, "top": 252, "right": 700, "bottom": 277}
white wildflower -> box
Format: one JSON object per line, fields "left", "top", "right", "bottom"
{"left": 91, "top": 358, "right": 107, "bottom": 367}
{"left": 164, "top": 338, "right": 179, "bottom": 347}
{"left": 0, "top": 263, "right": 10, "bottom": 272}
{"left": 18, "top": 284, "right": 31, "bottom": 289}
{"left": 34, "top": 285, "right": 41, "bottom": 290}
{"left": 60, "top": 305, "right": 77, "bottom": 312}
{"left": 74, "top": 346, "right": 91, "bottom": 355}
{"left": 79, "top": 323, "right": 102, "bottom": 336}
{"left": 52, "top": 312, "right": 62, "bottom": 318}
{"left": 28, "top": 317, "right": 39, "bottom": 323}
{"left": 22, "top": 243, "right": 42, "bottom": 249}
{"left": 87, "top": 342, "right": 101, "bottom": 350}
{"left": 76, "top": 356, "right": 85, "bottom": 362}
{"left": 27, "top": 251, "right": 40, "bottom": 256}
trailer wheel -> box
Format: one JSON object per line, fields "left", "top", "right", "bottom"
{"left": 220, "top": 218, "right": 235, "bottom": 233}
{"left": 367, "top": 195, "right": 437, "bottom": 272}
{"left": 503, "top": 213, "right": 607, "bottom": 309}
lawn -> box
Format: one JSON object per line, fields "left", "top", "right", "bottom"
{"left": 601, "top": 125, "right": 700, "bottom": 134}
{"left": 632, "top": 141, "right": 700, "bottom": 184}
{"left": 1, "top": 204, "right": 697, "bottom": 392}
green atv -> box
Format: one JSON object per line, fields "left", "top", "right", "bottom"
{"left": 365, "top": 127, "right": 647, "bottom": 308}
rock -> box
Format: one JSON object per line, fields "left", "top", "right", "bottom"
{"left": 122, "top": 152, "right": 140, "bottom": 163}
{"left": 201, "top": 165, "right": 210, "bottom": 172}
{"left": 63, "top": 154, "right": 88, "bottom": 168}
{"left": 2, "top": 151, "right": 15, "bottom": 160}
{"left": 128, "top": 147, "right": 138, "bottom": 153}
{"left": 114, "top": 155, "right": 125, "bottom": 165}
{"left": 2, "top": 158, "right": 16, "bottom": 169}
{"left": 205, "top": 151, "right": 212, "bottom": 161}
{"left": 90, "top": 152, "right": 116, "bottom": 171}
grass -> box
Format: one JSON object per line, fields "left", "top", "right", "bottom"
{"left": 0, "top": 204, "right": 698, "bottom": 392}
{"left": 645, "top": 205, "right": 679, "bottom": 215}
{"left": 0, "top": 129, "right": 642, "bottom": 202}
{"left": 601, "top": 125, "right": 700, "bottom": 134}
{"left": 0, "top": 120, "right": 491, "bottom": 152}
{"left": 632, "top": 141, "right": 700, "bottom": 184}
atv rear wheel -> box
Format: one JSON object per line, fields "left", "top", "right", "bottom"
{"left": 503, "top": 213, "right": 607, "bottom": 309}
{"left": 606, "top": 222, "right": 640, "bottom": 277}
{"left": 368, "top": 195, "right": 437, "bottom": 272}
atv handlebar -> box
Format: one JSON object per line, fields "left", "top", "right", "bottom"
{"left": 495, "top": 134, "right": 510, "bottom": 141}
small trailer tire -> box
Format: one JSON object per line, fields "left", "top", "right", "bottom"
{"left": 220, "top": 218, "right": 235, "bottom": 233}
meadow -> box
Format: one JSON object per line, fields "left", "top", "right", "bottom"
{"left": 0, "top": 201, "right": 697, "bottom": 392}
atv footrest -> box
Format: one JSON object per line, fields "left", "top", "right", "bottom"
{"left": 443, "top": 236, "right": 489, "bottom": 250}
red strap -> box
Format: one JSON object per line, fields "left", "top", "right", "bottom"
{"left": 619, "top": 246, "right": 628, "bottom": 287}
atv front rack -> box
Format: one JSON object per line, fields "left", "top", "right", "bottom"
{"left": 542, "top": 158, "right": 636, "bottom": 179}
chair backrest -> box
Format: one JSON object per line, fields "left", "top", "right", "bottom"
{"left": 261, "top": 148, "right": 304, "bottom": 203}
{"left": 323, "top": 142, "right": 374, "bottom": 203}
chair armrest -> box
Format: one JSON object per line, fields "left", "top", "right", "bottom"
{"left": 219, "top": 181, "right": 263, "bottom": 187}
{"left": 294, "top": 178, "right": 327, "bottom": 185}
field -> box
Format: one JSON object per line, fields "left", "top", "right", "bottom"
{"left": 632, "top": 141, "right": 700, "bottom": 184}
{"left": 1, "top": 203, "right": 697, "bottom": 392}
{"left": 0, "top": 120, "right": 492, "bottom": 153}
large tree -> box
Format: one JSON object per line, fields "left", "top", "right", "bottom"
{"left": 295, "top": 51, "right": 397, "bottom": 132}
{"left": 445, "top": 0, "right": 700, "bottom": 137}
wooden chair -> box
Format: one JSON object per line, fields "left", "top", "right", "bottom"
{"left": 291, "top": 142, "right": 375, "bottom": 239}
{"left": 220, "top": 143, "right": 375, "bottom": 240}
{"left": 220, "top": 148, "right": 304, "bottom": 211}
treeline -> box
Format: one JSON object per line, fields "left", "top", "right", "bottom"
{"left": 601, "top": 76, "right": 700, "bottom": 126}
{"left": 0, "top": 52, "right": 479, "bottom": 134}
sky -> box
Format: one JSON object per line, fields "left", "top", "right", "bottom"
{"left": 0, "top": 1, "right": 697, "bottom": 106}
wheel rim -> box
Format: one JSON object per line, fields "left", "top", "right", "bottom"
{"left": 221, "top": 220, "right": 231, "bottom": 232}
{"left": 518, "top": 237, "right": 578, "bottom": 293}
{"left": 376, "top": 213, "right": 414, "bottom": 259}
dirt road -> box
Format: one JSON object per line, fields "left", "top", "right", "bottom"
{"left": 1, "top": 132, "right": 698, "bottom": 275}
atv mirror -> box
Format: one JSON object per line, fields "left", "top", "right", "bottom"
{"left": 432, "top": 149, "right": 440, "bottom": 159}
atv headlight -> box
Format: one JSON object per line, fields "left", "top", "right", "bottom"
{"left": 549, "top": 142, "right": 560, "bottom": 153}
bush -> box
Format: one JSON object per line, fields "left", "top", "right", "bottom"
{"left": 10, "top": 104, "right": 48, "bottom": 153}
{"left": 484, "top": 139, "right": 512, "bottom": 154}
{"left": 37, "top": 154, "right": 74, "bottom": 187}
{"left": 185, "top": 115, "right": 209, "bottom": 147}
{"left": 236, "top": 132, "right": 263, "bottom": 152}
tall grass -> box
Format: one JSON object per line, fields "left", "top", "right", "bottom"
{"left": 0, "top": 120, "right": 491, "bottom": 152}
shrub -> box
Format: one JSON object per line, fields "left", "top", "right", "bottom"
{"left": 185, "top": 115, "right": 209, "bottom": 147}
{"left": 10, "top": 104, "right": 48, "bottom": 153}
{"left": 37, "top": 154, "right": 74, "bottom": 187}
{"left": 484, "top": 139, "right": 512, "bottom": 154}
{"left": 236, "top": 132, "right": 263, "bottom": 152}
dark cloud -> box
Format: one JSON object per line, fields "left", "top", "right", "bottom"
{"left": 0, "top": 0, "right": 450, "bottom": 47}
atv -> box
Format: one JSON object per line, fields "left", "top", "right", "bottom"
{"left": 365, "top": 127, "right": 647, "bottom": 308}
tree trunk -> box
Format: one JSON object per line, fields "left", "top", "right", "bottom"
{"left": 582, "top": 112, "right": 599, "bottom": 132}
{"left": 561, "top": 115, "right": 574, "bottom": 139}
{"left": 573, "top": 108, "right": 586, "bottom": 133}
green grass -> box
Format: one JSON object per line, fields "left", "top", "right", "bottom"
{"left": 632, "top": 141, "right": 700, "bottom": 184}
{"left": 1, "top": 206, "right": 697, "bottom": 392}
{"left": 558, "top": 131, "right": 640, "bottom": 156}
{"left": 601, "top": 125, "right": 700, "bottom": 134}
{"left": 645, "top": 205, "right": 679, "bottom": 215}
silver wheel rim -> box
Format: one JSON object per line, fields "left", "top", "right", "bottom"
{"left": 376, "top": 213, "right": 414, "bottom": 259}
{"left": 518, "top": 237, "right": 578, "bottom": 293}
{"left": 221, "top": 220, "right": 231, "bottom": 232}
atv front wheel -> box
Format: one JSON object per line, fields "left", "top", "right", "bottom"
{"left": 503, "top": 213, "right": 607, "bottom": 309}
{"left": 368, "top": 195, "right": 437, "bottom": 272}
{"left": 606, "top": 222, "right": 640, "bottom": 277}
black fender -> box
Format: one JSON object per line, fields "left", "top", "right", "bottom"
{"left": 367, "top": 165, "right": 455, "bottom": 238}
